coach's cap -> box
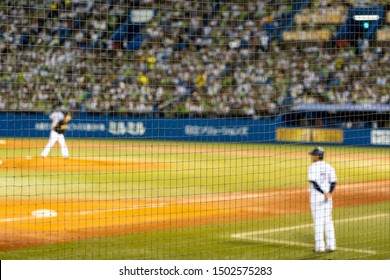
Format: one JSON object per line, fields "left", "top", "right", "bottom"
{"left": 309, "top": 147, "right": 324, "bottom": 157}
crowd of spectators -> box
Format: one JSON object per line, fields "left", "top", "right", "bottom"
{"left": 0, "top": 0, "right": 389, "bottom": 118}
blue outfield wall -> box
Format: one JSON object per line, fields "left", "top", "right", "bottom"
{"left": 0, "top": 112, "right": 388, "bottom": 146}
{"left": 0, "top": 112, "right": 277, "bottom": 143}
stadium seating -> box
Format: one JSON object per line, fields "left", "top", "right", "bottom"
{"left": 0, "top": 0, "right": 389, "bottom": 118}
{"left": 283, "top": 0, "right": 348, "bottom": 44}
{"left": 294, "top": 7, "right": 346, "bottom": 26}
{"left": 377, "top": 11, "right": 390, "bottom": 42}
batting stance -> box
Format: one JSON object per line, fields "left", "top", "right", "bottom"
{"left": 41, "top": 108, "right": 71, "bottom": 158}
{"left": 308, "top": 147, "right": 337, "bottom": 252}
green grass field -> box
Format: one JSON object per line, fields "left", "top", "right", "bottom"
{"left": 1, "top": 139, "right": 389, "bottom": 199}
{"left": 0, "top": 139, "right": 389, "bottom": 259}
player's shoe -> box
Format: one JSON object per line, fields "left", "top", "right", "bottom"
{"left": 313, "top": 249, "right": 325, "bottom": 253}
{"left": 326, "top": 248, "right": 336, "bottom": 252}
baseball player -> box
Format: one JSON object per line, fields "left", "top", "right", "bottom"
{"left": 308, "top": 147, "right": 337, "bottom": 252}
{"left": 41, "top": 108, "right": 71, "bottom": 158}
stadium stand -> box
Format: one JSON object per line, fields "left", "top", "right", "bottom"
{"left": 283, "top": 0, "right": 347, "bottom": 44}
{"left": 0, "top": 0, "right": 389, "bottom": 118}
{"left": 377, "top": 10, "right": 390, "bottom": 42}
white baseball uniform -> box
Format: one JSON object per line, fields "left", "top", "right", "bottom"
{"left": 308, "top": 160, "right": 337, "bottom": 252}
{"left": 41, "top": 111, "right": 69, "bottom": 158}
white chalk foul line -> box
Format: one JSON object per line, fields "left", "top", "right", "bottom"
{"left": 232, "top": 213, "right": 389, "bottom": 237}
{"left": 77, "top": 203, "right": 166, "bottom": 215}
{"left": 231, "top": 213, "right": 389, "bottom": 255}
{"left": 0, "top": 203, "right": 167, "bottom": 223}
{"left": 0, "top": 217, "right": 31, "bottom": 223}
{"left": 247, "top": 237, "right": 376, "bottom": 255}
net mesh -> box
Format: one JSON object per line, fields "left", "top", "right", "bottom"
{"left": 0, "top": 0, "right": 389, "bottom": 260}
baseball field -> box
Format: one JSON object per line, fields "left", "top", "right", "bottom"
{"left": 0, "top": 138, "right": 389, "bottom": 260}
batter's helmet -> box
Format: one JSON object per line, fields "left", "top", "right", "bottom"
{"left": 309, "top": 147, "right": 324, "bottom": 158}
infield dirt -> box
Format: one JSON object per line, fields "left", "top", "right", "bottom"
{"left": 1, "top": 179, "right": 389, "bottom": 250}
